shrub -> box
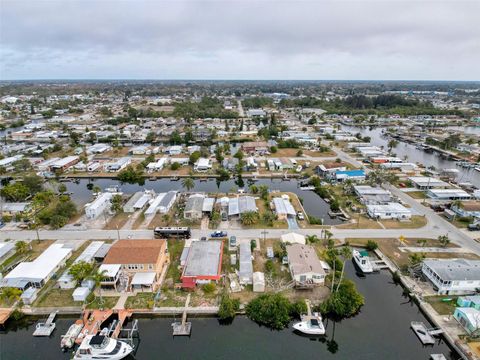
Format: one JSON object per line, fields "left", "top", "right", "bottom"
{"left": 365, "top": 240, "right": 378, "bottom": 251}
{"left": 320, "top": 279, "right": 364, "bottom": 319}
{"left": 246, "top": 293, "right": 293, "bottom": 330}
{"left": 203, "top": 283, "right": 216, "bottom": 294}
{"left": 170, "top": 162, "right": 181, "bottom": 171}
{"left": 218, "top": 293, "right": 240, "bottom": 321}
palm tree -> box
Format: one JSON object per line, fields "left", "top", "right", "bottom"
{"left": 182, "top": 177, "right": 195, "bottom": 192}
{"left": 0, "top": 287, "right": 22, "bottom": 306}
{"left": 240, "top": 211, "right": 259, "bottom": 226}
{"left": 326, "top": 246, "right": 337, "bottom": 291}
{"left": 88, "top": 270, "right": 108, "bottom": 307}
{"left": 92, "top": 185, "right": 101, "bottom": 194}
{"left": 335, "top": 246, "right": 353, "bottom": 293}
{"left": 14, "top": 240, "right": 30, "bottom": 254}
{"left": 306, "top": 235, "right": 319, "bottom": 244}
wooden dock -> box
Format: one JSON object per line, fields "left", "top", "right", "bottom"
{"left": 75, "top": 309, "right": 113, "bottom": 344}
{"left": 172, "top": 294, "right": 192, "bottom": 336}
{"left": 33, "top": 311, "right": 57, "bottom": 336}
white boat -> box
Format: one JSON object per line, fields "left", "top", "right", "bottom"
{"left": 353, "top": 249, "right": 373, "bottom": 273}
{"left": 292, "top": 313, "right": 325, "bottom": 335}
{"left": 475, "top": 166, "right": 480, "bottom": 172}
{"left": 61, "top": 322, "right": 83, "bottom": 349}
{"left": 73, "top": 335, "right": 133, "bottom": 360}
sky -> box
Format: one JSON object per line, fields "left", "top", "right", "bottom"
{"left": 0, "top": 0, "right": 479, "bottom": 81}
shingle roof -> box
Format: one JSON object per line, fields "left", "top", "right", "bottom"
{"left": 103, "top": 240, "right": 166, "bottom": 265}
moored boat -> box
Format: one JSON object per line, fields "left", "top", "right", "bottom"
{"left": 61, "top": 322, "right": 83, "bottom": 350}
{"left": 292, "top": 313, "right": 326, "bottom": 335}
{"left": 73, "top": 335, "right": 133, "bottom": 360}
{"left": 353, "top": 249, "right": 373, "bottom": 273}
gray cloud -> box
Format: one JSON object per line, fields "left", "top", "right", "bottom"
{"left": 1, "top": 0, "right": 479, "bottom": 80}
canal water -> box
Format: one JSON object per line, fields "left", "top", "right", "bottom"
{"left": 60, "top": 178, "right": 342, "bottom": 225}
{"left": 0, "top": 264, "right": 458, "bottom": 360}
{"left": 342, "top": 125, "right": 480, "bottom": 188}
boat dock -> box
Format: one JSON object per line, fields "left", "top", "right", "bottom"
{"left": 33, "top": 311, "right": 57, "bottom": 336}
{"left": 172, "top": 294, "right": 192, "bottom": 336}
{"left": 411, "top": 321, "right": 443, "bottom": 345}
{"left": 371, "top": 259, "right": 389, "bottom": 271}
{"left": 75, "top": 309, "right": 113, "bottom": 344}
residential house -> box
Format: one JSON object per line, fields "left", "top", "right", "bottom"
{"left": 286, "top": 244, "right": 326, "bottom": 287}
{"left": 181, "top": 241, "right": 223, "bottom": 288}
{"left": 451, "top": 201, "right": 480, "bottom": 219}
{"left": 102, "top": 239, "right": 169, "bottom": 292}
{"left": 366, "top": 203, "right": 412, "bottom": 220}
{"left": 422, "top": 259, "right": 480, "bottom": 295}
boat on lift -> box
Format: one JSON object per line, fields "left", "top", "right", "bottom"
{"left": 73, "top": 335, "right": 133, "bottom": 360}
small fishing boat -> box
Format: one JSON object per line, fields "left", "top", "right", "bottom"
{"left": 73, "top": 335, "right": 133, "bottom": 360}
{"left": 61, "top": 322, "right": 83, "bottom": 350}
{"left": 293, "top": 313, "right": 325, "bottom": 335}
{"left": 352, "top": 249, "right": 373, "bottom": 274}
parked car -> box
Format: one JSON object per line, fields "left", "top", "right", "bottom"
{"left": 211, "top": 231, "right": 227, "bottom": 238}
{"left": 468, "top": 223, "right": 480, "bottom": 231}
{"left": 221, "top": 212, "right": 228, "bottom": 221}
{"left": 297, "top": 212, "right": 305, "bottom": 220}
{"left": 229, "top": 236, "right": 237, "bottom": 247}
{"left": 0, "top": 221, "right": 4, "bottom": 229}
{"left": 200, "top": 236, "right": 207, "bottom": 241}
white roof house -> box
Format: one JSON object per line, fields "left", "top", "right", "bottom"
{"left": 366, "top": 202, "right": 412, "bottom": 220}
{"left": 408, "top": 176, "right": 449, "bottom": 189}
{"left": 228, "top": 196, "right": 257, "bottom": 217}
{"left": 253, "top": 272, "right": 265, "bottom": 292}
{"left": 427, "top": 189, "right": 472, "bottom": 200}
{"left": 272, "top": 197, "right": 296, "bottom": 217}
{"left": 281, "top": 232, "right": 306, "bottom": 245}
{"left": 2, "top": 244, "right": 72, "bottom": 289}
{"left": 85, "top": 192, "right": 113, "bottom": 219}
{"left": 422, "top": 259, "right": 480, "bottom": 295}
{"left": 194, "top": 158, "right": 212, "bottom": 172}
{"left": 239, "top": 242, "right": 253, "bottom": 285}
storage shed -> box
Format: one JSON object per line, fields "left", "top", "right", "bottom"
{"left": 253, "top": 272, "right": 265, "bottom": 292}
{"left": 21, "top": 287, "right": 38, "bottom": 305}
{"left": 72, "top": 287, "right": 91, "bottom": 302}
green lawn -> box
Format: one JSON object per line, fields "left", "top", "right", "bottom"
{"left": 86, "top": 296, "right": 119, "bottom": 309}
{"left": 125, "top": 293, "right": 155, "bottom": 309}
{"left": 406, "top": 191, "right": 425, "bottom": 199}
{"left": 34, "top": 288, "right": 81, "bottom": 307}
{"left": 425, "top": 296, "right": 458, "bottom": 315}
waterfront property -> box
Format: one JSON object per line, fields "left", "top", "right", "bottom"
{"left": 453, "top": 307, "right": 480, "bottom": 335}
{"left": 84, "top": 192, "right": 114, "bottom": 219}
{"left": 286, "top": 244, "right": 325, "bottom": 287}
{"left": 102, "top": 239, "right": 169, "bottom": 292}
{"left": 408, "top": 176, "right": 449, "bottom": 189}
{"left": 181, "top": 240, "right": 223, "bottom": 288}
{"left": 451, "top": 201, "right": 480, "bottom": 219}
{"left": 228, "top": 196, "right": 257, "bottom": 219}
{"left": 427, "top": 189, "right": 472, "bottom": 201}
{"left": 422, "top": 259, "right": 480, "bottom": 295}
{"left": 184, "top": 194, "right": 215, "bottom": 220}
{"left": 1, "top": 244, "right": 72, "bottom": 290}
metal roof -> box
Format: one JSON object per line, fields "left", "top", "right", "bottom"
{"left": 424, "top": 259, "right": 480, "bottom": 281}
{"left": 272, "top": 197, "right": 296, "bottom": 216}
{"left": 182, "top": 241, "right": 222, "bottom": 277}
{"left": 228, "top": 196, "right": 256, "bottom": 216}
